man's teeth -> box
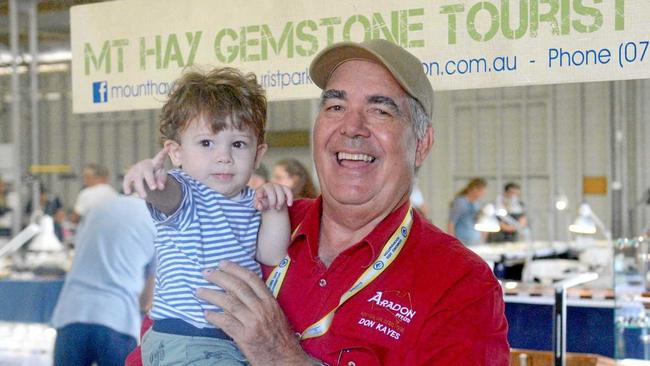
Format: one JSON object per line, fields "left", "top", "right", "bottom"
{"left": 337, "top": 152, "right": 375, "bottom": 162}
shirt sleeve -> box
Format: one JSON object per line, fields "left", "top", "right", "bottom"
{"left": 73, "top": 189, "right": 89, "bottom": 216}
{"left": 405, "top": 267, "right": 510, "bottom": 365}
{"left": 146, "top": 170, "right": 195, "bottom": 231}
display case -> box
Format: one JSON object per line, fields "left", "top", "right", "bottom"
{"left": 0, "top": 234, "right": 70, "bottom": 366}
{"left": 0, "top": 322, "right": 56, "bottom": 366}
{"left": 614, "top": 236, "right": 650, "bottom": 361}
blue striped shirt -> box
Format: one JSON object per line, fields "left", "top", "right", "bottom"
{"left": 148, "top": 169, "right": 261, "bottom": 328}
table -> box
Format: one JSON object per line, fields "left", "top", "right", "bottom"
{"left": 0, "top": 278, "right": 64, "bottom": 323}
{"left": 470, "top": 239, "right": 611, "bottom": 264}
{"left": 506, "top": 295, "right": 615, "bottom": 357}
{"left": 0, "top": 322, "right": 56, "bottom": 366}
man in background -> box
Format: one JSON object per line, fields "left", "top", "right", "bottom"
{"left": 51, "top": 195, "right": 156, "bottom": 366}
{"left": 489, "top": 182, "right": 528, "bottom": 243}
{"left": 70, "top": 163, "right": 117, "bottom": 224}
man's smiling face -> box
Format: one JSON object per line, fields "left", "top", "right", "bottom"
{"left": 313, "top": 59, "right": 420, "bottom": 210}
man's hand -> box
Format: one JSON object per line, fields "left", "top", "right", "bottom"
{"left": 254, "top": 183, "right": 293, "bottom": 211}
{"left": 196, "top": 261, "right": 312, "bottom": 366}
{"left": 123, "top": 146, "right": 170, "bottom": 198}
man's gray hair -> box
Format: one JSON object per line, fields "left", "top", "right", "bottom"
{"left": 407, "top": 97, "right": 430, "bottom": 141}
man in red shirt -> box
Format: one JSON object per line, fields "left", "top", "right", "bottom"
{"left": 195, "top": 39, "right": 509, "bottom": 365}
{"left": 128, "top": 39, "right": 509, "bottom": 365}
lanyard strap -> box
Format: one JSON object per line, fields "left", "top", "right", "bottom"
{"left": 266, "top": 224, "right": 302, "bottom": 298}
{"left": 266, "top": 205, "right": 414, "bottom": 340}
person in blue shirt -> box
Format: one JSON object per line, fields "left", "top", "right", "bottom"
{"left": 447, "top": 178, "right": 487, "bottom": 246}
{"left": 51, "top": 195, "right": 156, "bottom": 366}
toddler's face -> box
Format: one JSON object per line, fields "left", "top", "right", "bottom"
{"left": 167, "top": 116, "right": 266, "bottom": 198}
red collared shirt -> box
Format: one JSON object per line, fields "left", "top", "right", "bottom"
{"left": 280, "top": 198, "right": 509, "bottom": 365}
{"left": 127, "top": 198, "right": 509, "bottom": 366}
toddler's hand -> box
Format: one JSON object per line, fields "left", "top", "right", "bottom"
{"left": 123, "top": 146, "right": 170, "bottom": 198}
{"left": 254, "top": 183, "right": 293, "bottom": 211}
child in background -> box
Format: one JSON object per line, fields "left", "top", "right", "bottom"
{"left": 123, "top": 67, "right": 291, "bottom": 366}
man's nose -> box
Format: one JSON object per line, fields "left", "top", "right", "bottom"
{"left": 340, "top": 110, "right": 371, "bottom": 139}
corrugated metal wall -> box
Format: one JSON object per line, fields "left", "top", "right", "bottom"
{"left": 1, "top": 65, "right": 648, "bottom": 239}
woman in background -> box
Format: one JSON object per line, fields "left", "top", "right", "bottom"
{"left": 447, "top": 178, "right": 487, "bottom": 246}
{"left": 271, "top": 158, "right": 318, "bottom": 199}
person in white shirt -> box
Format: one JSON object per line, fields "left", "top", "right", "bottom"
{"left": 70, "top": 164, "right": 117, "bottom": 224}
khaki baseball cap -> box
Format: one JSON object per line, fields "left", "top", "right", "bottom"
{"left": 309, "top": 39, "right": 433, "bottom": 119}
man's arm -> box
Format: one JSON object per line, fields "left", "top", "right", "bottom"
{"left": 70, "top": 189, "right": 88, "bottom": 224}
{"left": 69, "top": 211, "right": 81, "bottom": 224}
{"left": 139, "top": 273, "right": 155, "bottom": 314}
{"left": 196, "top": 261, "right": 316, "bottom": 366}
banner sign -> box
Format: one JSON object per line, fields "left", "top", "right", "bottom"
{"left": 71, "top": 0, "right": 649, "bottom": 113}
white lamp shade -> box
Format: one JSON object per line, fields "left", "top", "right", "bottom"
{"left": 569, "top": 203, "right": 597, "bottom": 235}
{"left": 569, "top": 216, "right": 597, "bottom": 234}
{"left": 29, "top": 215, "right": 63, "bottom": 252}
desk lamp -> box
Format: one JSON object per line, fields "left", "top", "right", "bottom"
{"left": 28, "top": 215, "right": 63, "bottom": 252}
{"left": 569, "top": 203, "right": 612, "bottom": 241}
{"left": 0, "top": 214, "right": 64, "bottom": 260}
{"left": 474, "top": 204, "right": 501, "bottom": 233}
{"left": 0, "top": 224, "right": 40, "bottom": 259}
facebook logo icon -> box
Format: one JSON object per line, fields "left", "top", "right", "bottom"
{"left": 92, "top": 81, "right": 108, "bottom": 103}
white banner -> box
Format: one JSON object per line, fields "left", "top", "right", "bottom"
{"left": 71, "top": 0, "right": 650, "bottom": 113}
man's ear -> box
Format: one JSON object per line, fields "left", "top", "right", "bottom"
{"left": 164, "top": 140, "right": 183, "bottom": 167}
{"left": 254, "top": 143, "right": 268, "bottom": 168}
{"left": 415, "top": 125, "right": 434, "bottom": 168}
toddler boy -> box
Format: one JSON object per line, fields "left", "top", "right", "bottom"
{"left": 123, "top": 67, "right": 291, "bottom": 366}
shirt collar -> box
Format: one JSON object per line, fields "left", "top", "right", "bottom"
{"left": 291, "top": 198, "right": 412, "bottom": 266}
{"left": 359, "top": 200, "right": 411, "bottom": 263}
{"left": 291, "top": 197, "right": 322, "bottom": 261}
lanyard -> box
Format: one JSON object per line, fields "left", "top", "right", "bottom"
{"left": 266, "top": 205, "right": 414, "bottom": 340}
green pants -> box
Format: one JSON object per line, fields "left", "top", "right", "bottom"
{"left": 142, "top": 328, "right": 249, "bottom": 366}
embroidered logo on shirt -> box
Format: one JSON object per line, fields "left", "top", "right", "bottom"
{"left": 356, "top": 291, "right": 417, "bottom": 341}
{"left": 367, "top": 291, "right": 416, "bottom": 323}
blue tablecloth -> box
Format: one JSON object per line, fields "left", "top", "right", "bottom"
{"left": 506, "top": 301, "right": 615, "bottom": 357}
{"left": 0, "top": 278, "right": 64, "bottom": 323}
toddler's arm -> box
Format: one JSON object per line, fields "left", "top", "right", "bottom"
{"left": 123, "top": 146, "right": 181, "bottom": 215}
{"left": 254, "top": 183, "right": 292, "bottom": 266}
